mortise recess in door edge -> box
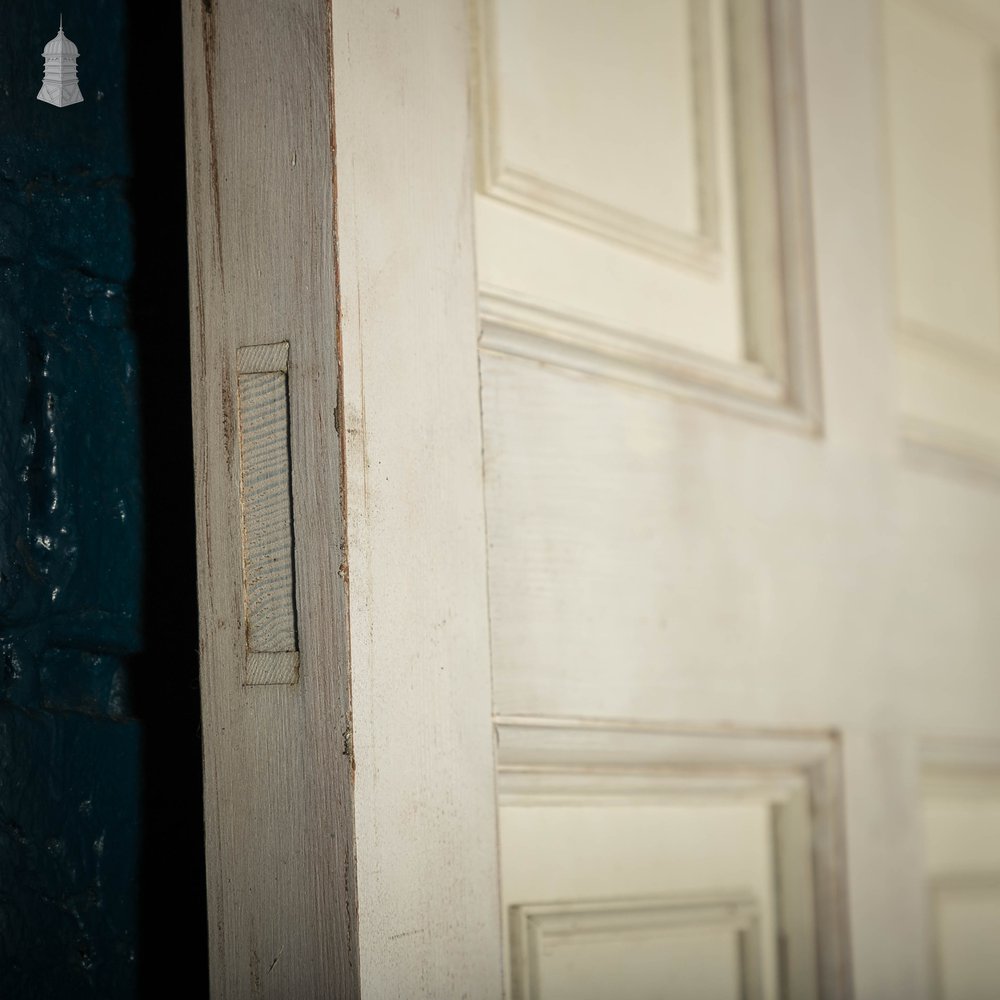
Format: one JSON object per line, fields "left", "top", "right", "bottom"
{"left": 235, "top": 340, "right": 300, "bottom": 685}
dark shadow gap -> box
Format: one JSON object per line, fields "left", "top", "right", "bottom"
{"left": 122, "top": 4, "right": 208, "bottom": 995}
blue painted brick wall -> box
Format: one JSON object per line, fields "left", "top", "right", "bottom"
{"left": 0, "top": 4, "right": 206, "bottom": 996}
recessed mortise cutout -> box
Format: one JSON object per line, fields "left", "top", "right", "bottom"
{"left": 236, "top": 341, "right": 299, "bottom": 685}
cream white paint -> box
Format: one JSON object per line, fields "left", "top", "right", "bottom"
{"left": 495, "top": 719, "right": 849, "bottom": 999}
{"left": 920, "top": 747, "right": 1000, "bottom": 999}
{"left": 478, "top": 0, "right": 1000, "bottom": 998}
{"left": 183, "top": 0, "right": 500, "bottom": 996}
{"left": 331, "top": 0, "right": 504, "bottom": 996}
{"left": 182, "top": 0, "right": 1000, "bottom": 997}
{"left": 475, "top": 0, "right": 821, "bottom": 429}
{"left": 883, "top": 0, "right": 1000, "bottom": 469}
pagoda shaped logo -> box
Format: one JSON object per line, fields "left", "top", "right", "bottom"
{"left": 37, "top": 17, "right": 83, "bottom": 108}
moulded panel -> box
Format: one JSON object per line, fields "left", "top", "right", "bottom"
{"left": 495, "top": 721, "right": 851, "bottom": 1000}
{"left": 933, "top": 885, "right": 1000, "bottom": 1000}
{"left": 921, "top": 761, "right": 1000, "bottom": 1000}
{"left": 898, "top": 341, "right": 1000, "bottom": 468}
{"left": 500, "top": 803, "right": 775, "bottom": 999}
{"left": 486, "top": 0, "right": 711, "bottom": 255}
{"left": 885, "top": 0, "right": 1000, "bottom": 354}
{"left": 883, "top": 0, "right": 1000, "bottom": 471}
{"left": 509, "top": 896, "right": 760, "bottom": 1000}
{"left": 474, "top": 0, "right": 821, "bottom": 428}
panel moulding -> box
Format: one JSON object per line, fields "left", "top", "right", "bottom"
{"left": 920, "top": 741, "right": 1000, "bottom": 999}
{"left": 509, "top": 894, "right": 764, "bottom": 1000}
{"left": 479, "top": 289, "right": 816, "bottom": 435}
{"left": 474, "top": 0, "right": 823, "bottom": 434}
{"left": 884, "top": 0, "right": 1000, "bottom": 478}
{"left": 475, "top": 0, "right": 721, "bottom": 269}
{"left": 494, "top": 716, "right": 854, "bottom": 1000}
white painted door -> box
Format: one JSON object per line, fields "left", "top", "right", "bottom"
{"left": 183, "top": 1, "right": 1000, "bottom": 998}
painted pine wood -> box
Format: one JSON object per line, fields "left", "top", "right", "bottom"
{"left": 182, "top": 0, "right": 1000, "bottom": 997}
{"left": 476, "top": 1, "right": 1000, "bottom": 998}
{"left": 330, "top": 0, "right": 505, "bottom": 993}
{"left": 184, "top": 0, "right": 503, "bottom": 996}
{"left": 182, "top": 0, "right": 358, "bottom": 995}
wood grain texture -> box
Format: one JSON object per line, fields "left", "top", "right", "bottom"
{"left": 237, "top": 342, "right": 290, "bottom": 376}
{"left": 237, "top": 367, "right": 298, "bottom": 683}
{"left": 331, "top": 0, "right": 504, "bottom": 996}
{"left": 182, "top": 0, "right": 358, "bottom": 995}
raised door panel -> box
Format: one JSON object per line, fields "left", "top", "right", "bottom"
{"left": 479, "top": 0, "right": 1000, "bottom": 742}
{"left": 474, "top": 2, "right": 1000, "bottom": 999}
{"left": 475, "top": 0, "right": 820, "bottom": 425}
{"left": 921, "top": 762, "right": 1000, "bottom": 1000}
{"left": 495, "top": 722, "right": 850, "bottom": 1000}
{"left": 883, "top": 0, "right": 1000, "bottom": 470}
{"left": 508, "top": 897, "right": 759, "bottom": 1000}
{"left": 482, "top": 0, "right": 712, "bottom": 259}
{"left": 476, "top": 0, "right": 831, "bottom": 731}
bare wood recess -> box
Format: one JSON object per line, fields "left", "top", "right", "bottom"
{"left": 495, "top": 717, "right": 854, "bottom": 1000}
{"left": 236, "top": 341, "right": 299, "bottom": 685}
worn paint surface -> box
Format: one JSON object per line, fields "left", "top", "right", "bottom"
{"left": 0, "top": 3, "right": 205, "bottom": 996}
